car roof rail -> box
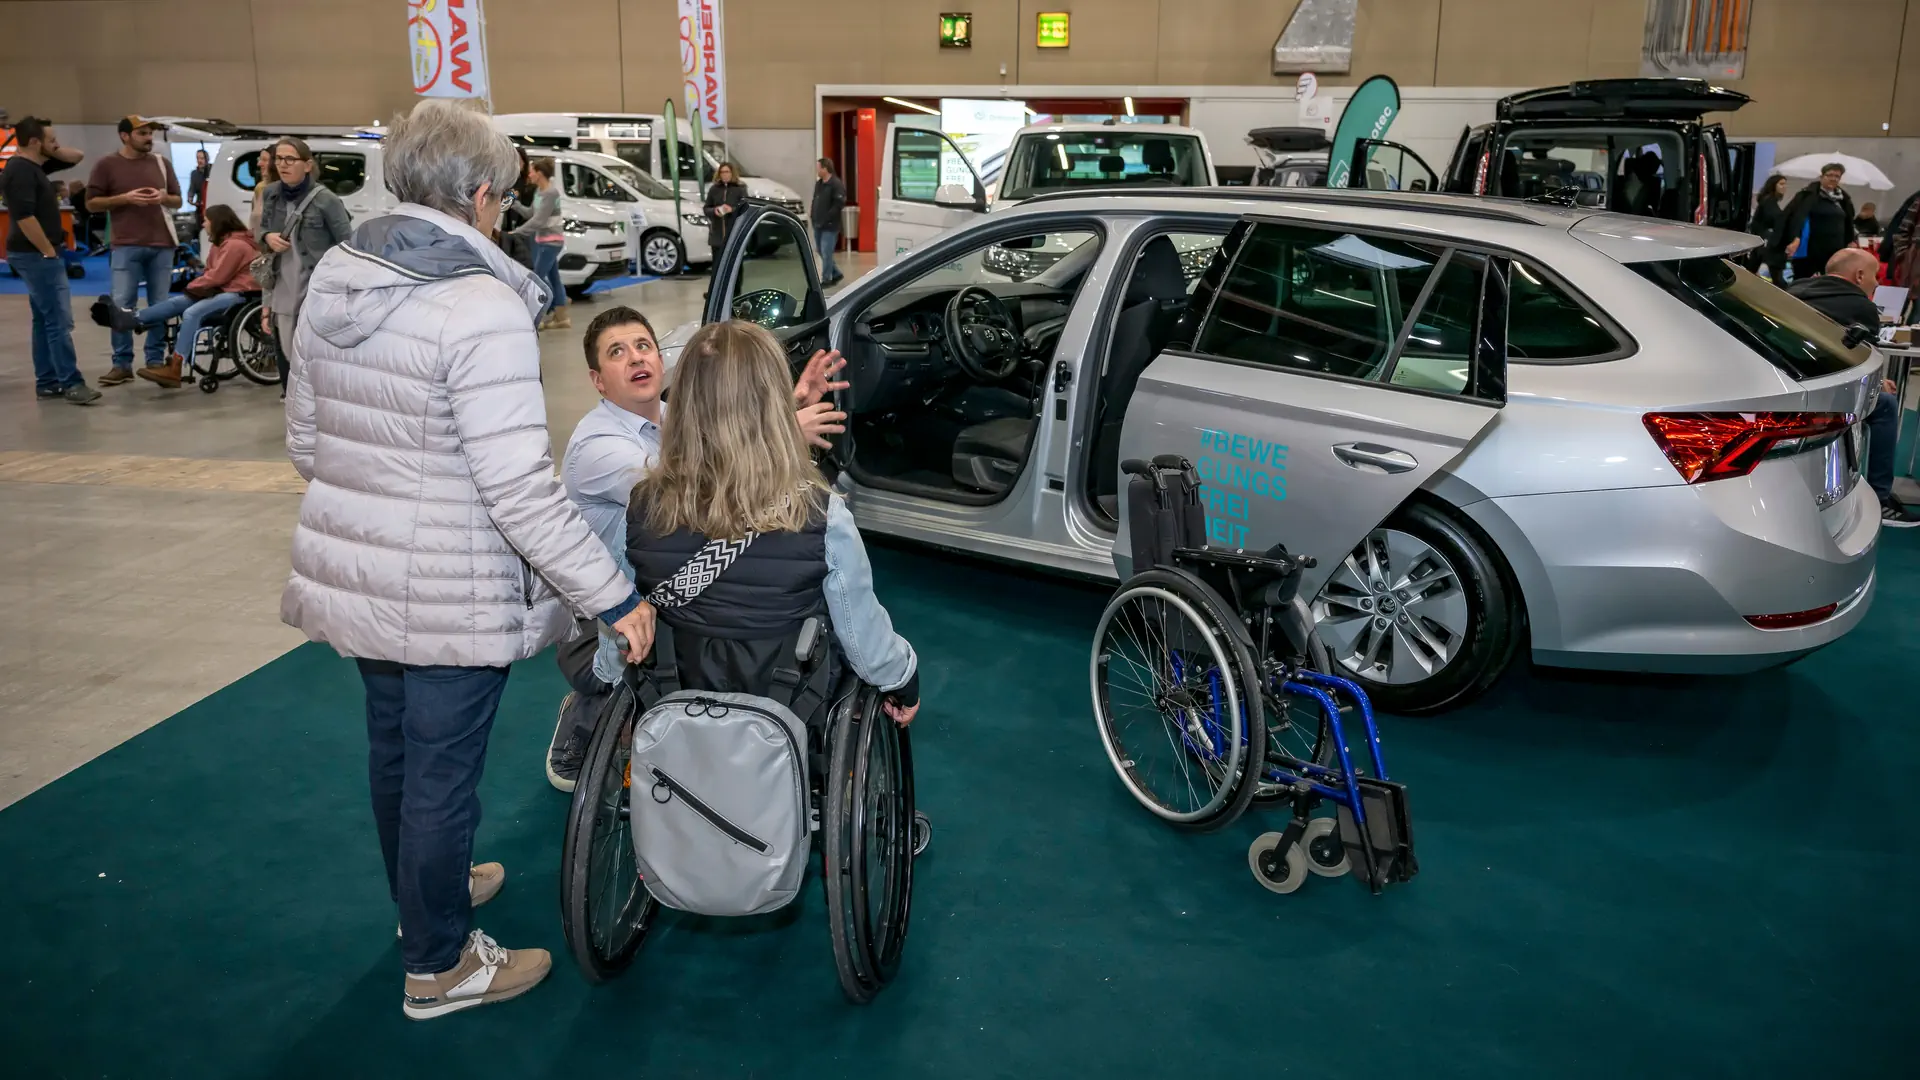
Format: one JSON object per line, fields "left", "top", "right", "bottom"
{"left": 1012, "top": 186, "right": 1549, "bottom": 225}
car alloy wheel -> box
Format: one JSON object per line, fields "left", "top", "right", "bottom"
{"left": 641, "top": 232, "right": 684, "bottom": 277}
{"left": 1311, "top": 527, "right": 1471, "bottom": 687}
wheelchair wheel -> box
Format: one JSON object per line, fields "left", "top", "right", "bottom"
{"left": 227, "top": 300, "right": 282, "bottom": 385}
{"left": 823, "top": 687, "right": 915, "bottom": 1004}
{"left": 560, "top": 682, "right": 658, "bottom": 983}
{"left": 1091, "top": 568, "right": 1266, "bottom": 831}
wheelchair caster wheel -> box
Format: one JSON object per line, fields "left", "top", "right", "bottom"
{"left": 198, "top": 376, "right": 219, "bottom": 394}
{"left": 912, "top": 811, "right": 930, "bottom": 858}
{"left": 1249, "top": 832, "right": 1307, "bottom": 894}
{"left": 1303, "top": 817, "right": 1350, "bottom": 877}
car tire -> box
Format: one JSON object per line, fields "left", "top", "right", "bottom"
{"left": 1309, "top": 499, "right": 1520, "bottom": 715}
{"left": 638, "top": 230, "right": 686, "bottom": 277}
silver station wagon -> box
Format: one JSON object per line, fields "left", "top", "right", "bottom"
{"left": 674, "top": 188, "right": 1882, "bottom": 712}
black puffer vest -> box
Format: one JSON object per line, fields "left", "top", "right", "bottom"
{"left": 626, "top": 496, "right": 830, "bottom": 698}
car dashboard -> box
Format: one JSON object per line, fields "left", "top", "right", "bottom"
{"left": 845, "top": 284, "right": 1073, "bottom": 414}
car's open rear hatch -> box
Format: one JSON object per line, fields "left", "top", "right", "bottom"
{"left": 1498, "top": 79, "right": 1752, "bottom": 121}
{"left": 1570, "top": 214, "right": 1758, "bottom": 263}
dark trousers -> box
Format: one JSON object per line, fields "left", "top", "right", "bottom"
{"left": 357, "top": 659, "right": 511, "bottom": 974}
{"left": 1867, "top": 391, "right": 1900, "bottom": 503}
{"left": 556, "top": 617, "right": 614, "bottom": 748}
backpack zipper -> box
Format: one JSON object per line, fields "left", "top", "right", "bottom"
{"left": 648, "top": 765, "right": 770, "bottom": 854}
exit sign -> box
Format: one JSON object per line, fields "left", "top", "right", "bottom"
{"left": 940, "top": 12, "right": 971, "bottom": 48}
{"left": 1036, "top": 11, "right": 1069, "bottom": 48}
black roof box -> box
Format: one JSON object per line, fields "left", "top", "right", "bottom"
{"left": 1497, "top": 78, "right": 1752, "bottom": 121}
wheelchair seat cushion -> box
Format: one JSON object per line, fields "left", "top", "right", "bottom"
{"left": 951, "top": 416, "right": 1034, "bottom": 493}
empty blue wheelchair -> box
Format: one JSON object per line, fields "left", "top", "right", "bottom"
{"left": 1091, "top": 457, "right": 1418, "bottom": 895}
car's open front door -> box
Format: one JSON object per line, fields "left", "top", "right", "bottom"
{"left": 1347, "top": 139, "right": 1441, "bottom": 193}
{"left": 876, "top": 125, "right": 987, "bottom": 267}
{"left": 1113, "top": 218, "right": 1509, "bottom": 607}
{"left": 702, "top": 202, "right": 842, "bottom": 461}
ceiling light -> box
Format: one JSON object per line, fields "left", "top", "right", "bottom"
{"left": 1124, "top": 96, "right": 1135, "bottom": 117}
{"left": 883, "top": 96, "right": 941, "bottom": 117}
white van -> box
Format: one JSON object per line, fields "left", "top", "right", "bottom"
{"left": 493, "top": 112, "right": 807, "bottom": 217}
{"left": 875, "top": 122, "right": 1217, "bottom": 265}
{"left": 546, "top": 148, "right": 712, "bottom": 275}
{"left": 199, "top": 128, "right": 630, "bottom": 298}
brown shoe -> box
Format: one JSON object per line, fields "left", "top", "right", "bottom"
{"left": 547, "top": 306, "right": 572, "bottom": 330}
{"left": 97, "top": 367, "right": 134, "bottom": 387}
{"left": 136, "top": 355, "right": 184, "bottom": 389}
{"left": 402, "top": 930, "right": 551, "bottom": 1020}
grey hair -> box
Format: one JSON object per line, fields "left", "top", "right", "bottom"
{"left": 383, "top": 99, "right": 521, "bottom": 222}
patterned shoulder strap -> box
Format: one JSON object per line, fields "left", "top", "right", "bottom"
{"left": 647, "top": 533, "right": 756, "bottom": 609}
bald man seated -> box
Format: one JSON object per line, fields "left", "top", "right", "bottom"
{"left": 1787, "top": 248, "right": 1916, "bottom": 527}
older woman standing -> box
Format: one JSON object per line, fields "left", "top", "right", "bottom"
{"left": 257, "top": 136, "right": 351, "bottom": 388}
{"left": 283, "top": 99, "right": 655, "bottom": 1020}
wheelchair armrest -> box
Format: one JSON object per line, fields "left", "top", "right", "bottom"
{"left": 795, "top": 616, "right": 823, "bottom": 665}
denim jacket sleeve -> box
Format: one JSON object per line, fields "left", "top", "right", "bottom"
{"left": 824, "top": 496, "right": 916, "bottom": 692}
{"left": 591, "top": 512, "right": 640, "bottom": 686}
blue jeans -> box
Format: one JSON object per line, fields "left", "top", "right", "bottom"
{"left": 110, "top": 245, "right": 174, "bottom": 369}
{"left": 135, "top": 291, "right": 245, "bottom": 362}
{"left": 1866, "top": 390, "right": 1899, "bottom": 502}
{"left": 533, "top": 240, "right": 566, "bottom": 317}
{"left": 815, "top": 227, "right": 840, "bottom": 281}
{"left": 357, "top": 659, "right": 511, "bottom": 975}
{"left": 7, "top": 252, "right": 84, "bottom": 392}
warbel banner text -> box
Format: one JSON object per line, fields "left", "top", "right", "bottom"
{"left": 410, "top": 0, "right": 491, "bottom": 100}
{"left": 678, "top": 0, "right": 728, "bottom": 128}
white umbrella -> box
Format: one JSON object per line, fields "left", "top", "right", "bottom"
{"left": 1774, "top": 152, "right": 1894, "bottom": 190}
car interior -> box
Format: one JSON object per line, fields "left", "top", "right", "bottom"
{"left": 839, "top": 231, "right": 1103, "bottom": 504}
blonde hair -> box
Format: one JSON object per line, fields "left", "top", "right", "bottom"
{"left": 636, "top": 321, "right": 826, "bottom": 540}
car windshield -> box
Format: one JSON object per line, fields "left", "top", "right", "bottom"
{"left": 999, "top": 131, "right": 1206, "bottom": 199}
{"left": 704, "top": 140, "right": 743, "bottom": 176}
{"left": 603, "top": 160, "right": 673, "bottom": 200}
{"left": 1630, "top": 257, "right": 1869, "bottom": 380}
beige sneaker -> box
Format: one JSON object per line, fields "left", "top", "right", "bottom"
{"left": 397, "top": 863, "right": 505, "bottom": 939}
{"left": 402, "top": 929, "right": 551, "bottom": 1020}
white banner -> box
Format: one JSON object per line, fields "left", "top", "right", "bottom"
{"left": 678, "top": 0, "right": 728, "bottom": 128}
{"left": 409, "top": 0, "right": 490, "bottom": 100}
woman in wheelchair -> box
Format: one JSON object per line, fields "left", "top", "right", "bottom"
{"left": 100, "top": 204, "right": 258, "bottom": 389}
{"left": 563, "top": 320, "right": 922, "bottom": 1000}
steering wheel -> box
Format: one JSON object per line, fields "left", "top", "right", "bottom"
{"left": 944, "top": 286, "right": 1023, "bottom": 381}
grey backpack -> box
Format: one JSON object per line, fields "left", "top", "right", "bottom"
{"left": 628, "top": 532, "right": 815, "bottom": 917}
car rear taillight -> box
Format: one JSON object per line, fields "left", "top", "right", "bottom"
{"left": 1474, "top": 150, "right": 1490, "bottom": 195}
{"left": 1745, "top": 604, "right": 1839, "bottom": 630}
{"left": 1642, "top": 412, "right": 1854, "bottom": 484}
{"left": 1693, "top": 152, "right": 1708, "bottom": 224}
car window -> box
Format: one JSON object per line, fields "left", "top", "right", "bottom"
{"left": 313, "top": 153, "right": 366, "bottom": 198}
{"left": 1390, "top": 251, "right": 1482, "bottom": 394}
{"left": 602, "top": 160, "right": 673, "bottom": 200}
{"left": 1194, "top": 221, "right": 1444, "bottom": 383}
{"left": 893, "top": 129, "right": 979, "bottom": 204}
{"left": 921, "top": 228, "right": 1099, "bottom": 291}
{"left": 611, "top": 141, "right": 653, "bottom": 175}
{"left": 998, "top": 131, "right": 1207, "bottom": 200}
{"left": 1495, "top": 129, "right": 1685, "bottom": 217}
{"left": 562, "top": 163, "right": 633, "bottom": 202}
{"left": 1506, "top": 262, "right": 1624, "bottom": 361}
{"left": 1630, "top": 257, "right": 1867, "bottom": 380}
{"left": 731, "top": 215, "right": 816, "bottom": 330}
{"left": 231, "top": 151, "right": 265, "bottom": 192}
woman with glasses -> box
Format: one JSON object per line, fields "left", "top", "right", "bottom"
{"left": 256, "top": 136, "right": 352, "bottom": 388}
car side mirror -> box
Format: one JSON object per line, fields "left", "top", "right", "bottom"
{"left": 935, "top": 183, "right": 987, "bottom": 213}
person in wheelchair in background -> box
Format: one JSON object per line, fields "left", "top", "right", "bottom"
{"left": 97, "top": 204, "right": 258, "bottom": 389}
{"left": 591, "top": 319, "right": 920, "bottom": 725}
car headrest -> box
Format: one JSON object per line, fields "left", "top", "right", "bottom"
{"left": 1125, "top": 236, "right": 1188, "bottom": 306}
{"left": 1142, "top": 140, "right": 1175, "bottom": 173}
{"left": 1098, "top": 154, "right": 1126, "bottom": 174}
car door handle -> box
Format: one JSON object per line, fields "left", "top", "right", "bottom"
{"left": 1332, "top": 443, "right": 1418, "bottom": 474}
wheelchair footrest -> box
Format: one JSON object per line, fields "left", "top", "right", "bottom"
{"left": 1335, "top": 776, "right": 1418, "bottom": 892}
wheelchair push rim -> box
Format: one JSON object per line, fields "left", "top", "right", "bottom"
{"left": 1090, "top": 571, "right": 1264, "bottom": 828}
{"left": 229, "top": 300, "right": 283, "bottom": 386}
{"left": 560, "top": 683, "right": 657, "bottom": 982}
{"left": 823, "top": 686, "right": 915, "bottom": 1004}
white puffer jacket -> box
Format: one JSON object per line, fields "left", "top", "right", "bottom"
{"left": 281, "top": 203, "right": 635, "bottom": 667}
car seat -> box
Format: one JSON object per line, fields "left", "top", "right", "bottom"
{"left": 1142, "top": 140, "right": 1175, "bottom": 178}
{"left": 1088, "top": 236, "right": 1193, "bottom": 514}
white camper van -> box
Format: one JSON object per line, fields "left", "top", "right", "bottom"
{"left": 493, "top": 112, "right": 806, "bottom": 218}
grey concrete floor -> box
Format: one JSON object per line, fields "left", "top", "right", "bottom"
{"left": 0, "top": 252, "right": 896, "bottom": 810}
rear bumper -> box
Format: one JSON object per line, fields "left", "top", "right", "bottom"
{"left": 1466, "top": 476, "right": 1879, "bottom": 674}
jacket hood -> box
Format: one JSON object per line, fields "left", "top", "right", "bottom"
{"left": 303, "top": 204, "right": 549, "bottom": 350}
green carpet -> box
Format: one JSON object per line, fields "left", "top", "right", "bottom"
{"left": 1, "top": 538, "right": 1913, "bottom": 1079}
